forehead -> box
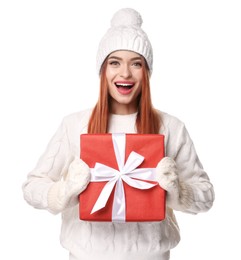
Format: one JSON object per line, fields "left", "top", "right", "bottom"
{"left": 108, "top": 50, "right": 142, "bottom": 60}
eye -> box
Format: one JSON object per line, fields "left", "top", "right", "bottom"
{"left": 109, "top": 60, "right": 120, "bottom": 67}
{"left": 132, "top": 62, "right": 142, "bottom": 68}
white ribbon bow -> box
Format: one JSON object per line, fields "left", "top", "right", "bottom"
{"left": 90, "top": 133, "right": 157, "bottom": 222}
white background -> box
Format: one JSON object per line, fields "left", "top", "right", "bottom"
{"left": 0, "top": 0, "right": 240, "bottom": 259}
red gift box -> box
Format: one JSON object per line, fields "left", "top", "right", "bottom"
{"left": 79, "top": 133, "right": 166, "bottom": 222}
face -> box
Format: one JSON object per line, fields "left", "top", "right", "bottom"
{"left": 105, "top": 50, "right": 143, "bottom": 115}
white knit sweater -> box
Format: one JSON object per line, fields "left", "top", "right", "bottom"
{"left": 22, "top": 109, "right": 214, "bottom": 260}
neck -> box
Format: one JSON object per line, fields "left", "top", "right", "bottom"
{"left": 109, "top": 100, "right": 138, "bottom": 115}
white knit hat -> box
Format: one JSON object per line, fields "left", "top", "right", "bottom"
{"left": 96, "top": 8, "right": 153, "bottom": 74}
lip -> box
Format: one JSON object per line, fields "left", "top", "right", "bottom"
{"left": 115, "top": 81, "right": 135, "bottom": 95}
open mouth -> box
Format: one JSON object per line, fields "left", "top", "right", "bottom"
{"left": 115, "top": 83, "right": 134, "bottom": 89}
{"left": 115, "top": 82, "right": 135, "bottom": 95}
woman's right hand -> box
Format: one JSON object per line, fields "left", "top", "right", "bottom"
{"left": 47, "top": 157, "right": 91, "bottom": 214}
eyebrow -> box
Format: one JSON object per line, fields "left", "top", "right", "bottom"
{"left": 108, "top": 55, "right": 142, "bottom": 61}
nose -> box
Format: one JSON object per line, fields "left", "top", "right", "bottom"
{"left": 120, "top": 64, "right": 132, "bottom": 78}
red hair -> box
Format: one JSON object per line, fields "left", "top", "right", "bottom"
{"left": 88, "top": 57, "right": 161, "bottom": 134}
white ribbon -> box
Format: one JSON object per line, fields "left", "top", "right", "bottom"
{"left": 90, "top": 133, "right": 157, "bottom": 222}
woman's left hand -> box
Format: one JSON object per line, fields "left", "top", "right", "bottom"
{"left": 156, "top": 157, "right": 188, "bottom": 211}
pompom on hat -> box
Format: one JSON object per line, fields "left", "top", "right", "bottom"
{"left": 96, "top": 8, "right": 153, "bottom": 74}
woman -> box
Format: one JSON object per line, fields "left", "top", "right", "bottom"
{"left": 22, "top": 8, "right": 214, "bottom": 260}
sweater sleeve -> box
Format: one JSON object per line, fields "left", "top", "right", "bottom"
{"left": 164, "top": 117, "right": 215, "bottom": 214}
{"left": 22, "top": 118, "right": 72, "bottom": 211}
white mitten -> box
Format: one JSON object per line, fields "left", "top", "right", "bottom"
{"left": 156, "top": 157, "right": 192, "bottom": 211}
{"left": 48, "top": 157, "right": 90, "bottom": 214}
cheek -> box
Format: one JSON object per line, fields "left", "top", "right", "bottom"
{"left": 107, "top": 79, "right": 116, "bottom": 95}
{"left": 136, "top": 84, "right": 142, "bottom": 96}
{"left": 105, "top": 68, "right": 116, "bottom": 81}
{"left": 106, "top": 71, "right": 117, "bottom": 90}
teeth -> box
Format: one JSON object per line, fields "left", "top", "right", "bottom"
{"left": 115, "top": 83, "right": 134, "bottom": 88}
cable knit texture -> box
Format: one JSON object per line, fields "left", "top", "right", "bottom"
{"left": 156, "top": 157, "right": 194, "bottom": 211}
{"left": 22, "top": 108, "right": 214, "bottom": 260}
{"left": 96, "top": 8, "right": 153, "bottom": 74}
{"left": 47, "top": 157, "right": 90, "bottom": 214}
